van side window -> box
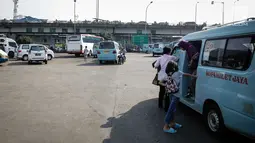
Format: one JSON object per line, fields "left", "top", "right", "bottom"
{"left": 9, "top": 42, "right": 17, "bottom": 48}
{"left": 22, "top": 45, "right": 29, "bottom": 49}
{"left": 202, "top": 39, "right": 226, "bottom": 67}
{"left": 223, "top": 37, "right": 254, "bottom": 70}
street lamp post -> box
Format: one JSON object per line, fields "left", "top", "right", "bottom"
{"left": 96, "top": 0, "right": 99, "bottom": 20}
{"left": 74, "top": 0, "right": 77, "bottom": 34}
{"left": 145, "top": 1, "right": 153, "bottom": 35}
{"left": 211, "top": 1, "right": 225, "bottom": 25}
{"left": 233, "top": 0, "right": 239, "bottom": 22}
{"left": 195, "top": 2, "right": 199, "bottom": 31}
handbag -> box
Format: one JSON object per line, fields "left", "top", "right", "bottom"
{"left": 152, "top": 73, "right": 159, "bottom": 85}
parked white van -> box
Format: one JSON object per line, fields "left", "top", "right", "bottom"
{"left": 0, "top": 35, "right": 18, "bottom": 58}
{"left": 17, "top": 44, "right": 54, "bottom": 61}
{"left": 27, "top": 44, "right": 48, "bottom": 64}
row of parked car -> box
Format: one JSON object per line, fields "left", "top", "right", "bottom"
{"left": 0, "top": 43, "right": 55, "bottom": 65}
{"left": 0, "top": 35, "right": 55, "bottom": 65}
{"left": 16, "top": 44, "right": 54, "bottom": 63}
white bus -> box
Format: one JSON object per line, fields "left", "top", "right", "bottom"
{"left": 66, "top": 34, "right": 104, "bottom": 57}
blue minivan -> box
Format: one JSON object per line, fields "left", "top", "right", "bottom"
{"left": 152, "top": 43, "right": 165, "bottom": 56}
{"left": 171, "top": 18, "right": 255, "bottom": 138}
{"left": 97, "top": 41, "right": 121, "bottom": 64}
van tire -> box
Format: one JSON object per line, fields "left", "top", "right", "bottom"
{"left": 203, "top": 102, "right": 225, "bottom": 136}
{"left": 8, "top": 51, "right": 14, "bottom": 59}
{"left": 47, "top": 54, "right": 52, "bottom": 60}
{"left": 22, "top": 55, "right": 28, "bottom": 61}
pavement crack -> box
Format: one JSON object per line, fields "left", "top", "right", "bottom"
{"left": 111, "top": 84, "right": 119, "bottom": 117}
{"left": 87, "top": 104, "right": 105, "bottom": 118}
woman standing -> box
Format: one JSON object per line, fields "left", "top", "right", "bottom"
{"left": 153, "top": 47, "right": 178, "bottom": 110}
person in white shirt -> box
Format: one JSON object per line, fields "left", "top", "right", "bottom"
{"left": 84, "top": 47, "right": 88, "bottom": 61}
{"left": 153, "top": 47, "right": 178, "bottom": 110}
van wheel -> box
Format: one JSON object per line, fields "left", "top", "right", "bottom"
{"left": 47, "top": 54, "right": 52, "bottom": 60}
{"left": 8, "top": 51, "right": 15, "bottom": 59}
{"left": 22, "top": 55, "right": 28, "bottom": 61}
{"left": 203, "top": 103, "right": 225, "bottom": 136}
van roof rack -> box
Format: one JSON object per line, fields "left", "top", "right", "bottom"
{"left": 202, "top": 17, "right": 255, "bottom": 30}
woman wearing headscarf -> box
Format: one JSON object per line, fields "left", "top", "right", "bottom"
{"left": 177, "top": 40, "right": 199, "bottom": 97}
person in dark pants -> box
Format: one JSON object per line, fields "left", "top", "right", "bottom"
{"left": 153, "top": 47, "right": 178, "bottom": 110}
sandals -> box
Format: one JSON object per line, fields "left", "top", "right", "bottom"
{"left": 174, "top": 123, "right": 182, "bottom": 129}
{"left": 163, "top": 128, "right": 177, "bottom": 134}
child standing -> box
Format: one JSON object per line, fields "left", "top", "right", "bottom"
{"left": 160, "top": 61, "right": 197, "bottom": 134}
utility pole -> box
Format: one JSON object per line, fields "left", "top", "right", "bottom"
{"left": 195, "top": 2, "right": 199, "bottom": 31}
{"left": 211, "top": 1, "right": 225, "bottom": 25}
{"left": 13, "top": 0, "right": 19, "bottom": 20}
{"left": 74, "top": 0, "right": 77, "bottom": 34}
{"left": 96, "top": 0, "right": 99, "bottom": 21}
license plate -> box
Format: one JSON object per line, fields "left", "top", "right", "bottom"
{"left": 35, "top": 53, "right": 41, "bottom": 56}
{"left": 104, "top": 50, "right": 109, "bottom": 54}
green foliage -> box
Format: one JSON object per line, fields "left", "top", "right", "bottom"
{"left": 98, "top": 32, "right": 113, "bottom": 40}
{"left": 16, "top": 36, "right": 32, "bottom": 44}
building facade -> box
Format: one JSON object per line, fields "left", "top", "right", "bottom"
{"left": 0, "top": 21, "right": 203, "bottom": 48}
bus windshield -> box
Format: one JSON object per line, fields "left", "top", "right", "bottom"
{"left": 99, "top": 42, "right": 114, "bottom": 49}
{"left": 67, "top": 35, "right": 81, "bottom": 41}
{"left": 83, "top": 36, "right": 103, "bottom": 44}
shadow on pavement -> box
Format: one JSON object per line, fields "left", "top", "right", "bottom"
{"left": 144, "top": 55, "right": 159, "bottom": 58}
{"left": 77, "top": 60, "right": 121, "bottom": 67}
{"left": 7, "top": 61, "right": 43, "bottom": 66}
{"left": 54, "top": 55, "right": 83, "bottom": 59}
{"left": 101, "top": 98, "right": 253, "bottom": 143}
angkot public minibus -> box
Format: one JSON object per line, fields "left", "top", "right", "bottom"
{"left": 97, "top": 41, "right": 121, "bottom": 64}
{"left": 171, "top": 18, "right": 255, "bottom": 138}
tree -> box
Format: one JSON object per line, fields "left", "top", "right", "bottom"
{"left": 99, "top": 32, "right": 113, "bottom": 40}
{"left": 16, "top": 36, "right": 32, "bottom": 44}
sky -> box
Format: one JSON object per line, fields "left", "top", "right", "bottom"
{"left": 1, "top": 0, "right": 254, "bottom": 24}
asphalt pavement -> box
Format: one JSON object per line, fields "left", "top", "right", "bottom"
{"left": 0, "top": 53, "right": 253, "bottom": 143}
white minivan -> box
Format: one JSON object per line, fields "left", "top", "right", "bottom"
{"left": 0, "top": 35, "right": 18, "bottom": 58}
{"left": 28, "top": 44, "right": 48, "bottom": 64}
{"left": 17, "top": 44, "right": 54, "bottom": 61}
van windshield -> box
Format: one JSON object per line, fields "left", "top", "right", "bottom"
{"left": 99, "top": 42, "right": 114, "bottom": 49}
{"left": 154, "top": 44, "right": 159, "bottom": 48}
{"left": 31, "top": 46, "right": 45, "bottom": 51}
